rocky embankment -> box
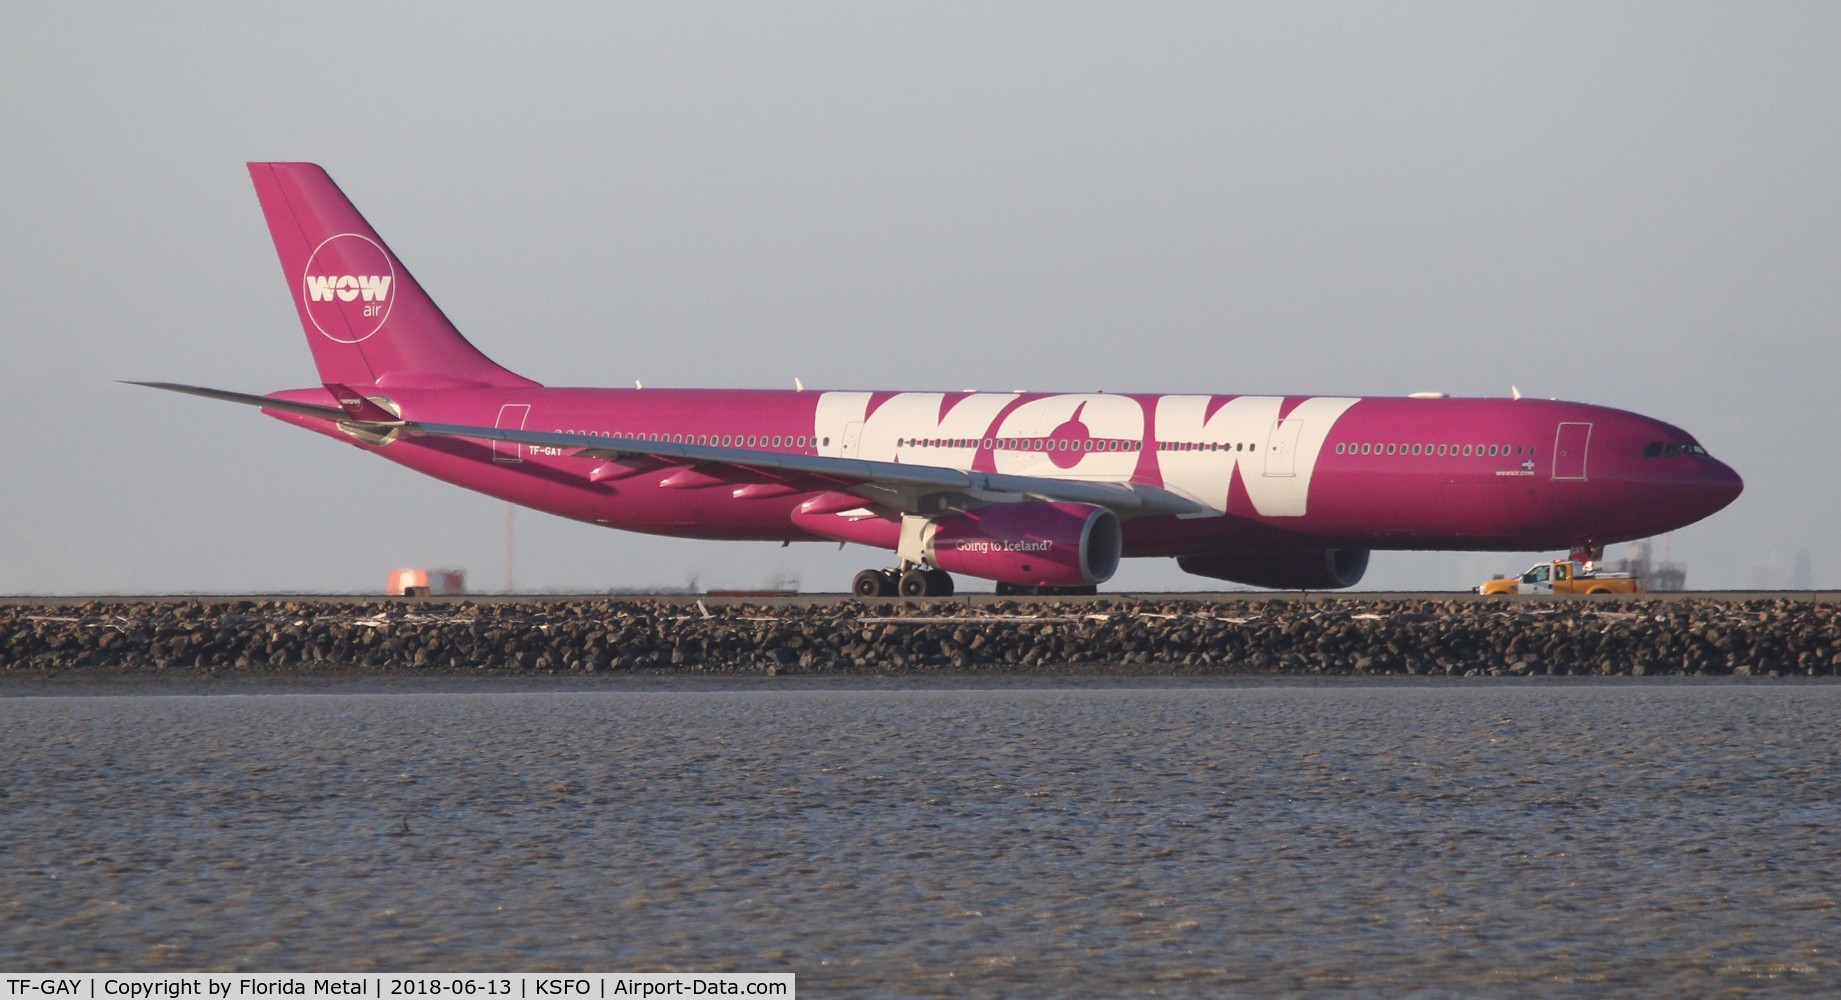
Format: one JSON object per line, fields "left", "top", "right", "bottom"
{"left": 4, "top": 597, "right": 1839, "bottom": 677}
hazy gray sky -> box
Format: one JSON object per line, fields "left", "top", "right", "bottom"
{"left": 4, "top": 3, "right": 1836, "bottom": 594}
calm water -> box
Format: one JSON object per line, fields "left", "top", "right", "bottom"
{"left": 3, "top": 681, "right": 1839, "bottom": 996}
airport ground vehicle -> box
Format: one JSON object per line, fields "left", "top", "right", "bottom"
{"left": 1477, "top": 560, "right": 1646, "bottom": 595}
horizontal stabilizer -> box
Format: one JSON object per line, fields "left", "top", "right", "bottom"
{"left": 122, "top": 381, "right": 381, "bottom": 424}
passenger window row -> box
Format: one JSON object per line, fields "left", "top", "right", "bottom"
{"left": 555, "top": 430, "right": 1567, "bottom": 459}
{"left": 902, "top": 437, "right": 1142, "bottom": 452}
{"left": 897, "top": 438, "right": 1258, "bottom": 453}
{"left": 1334, "top": 442, "right": 1536, "bottom": 458}
{"left": 560, "top": 431, "right": 829, "bottom": 448}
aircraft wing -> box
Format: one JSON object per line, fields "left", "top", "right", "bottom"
{"left": 127, "top": 382, "right": 1208, "bottom": 519}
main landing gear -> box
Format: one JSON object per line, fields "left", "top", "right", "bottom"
{"left": 848, "top": 567, "right": 1097, "bottom": 598}
{"left": 853, "top": 565, "right": 956, "bottom": 598}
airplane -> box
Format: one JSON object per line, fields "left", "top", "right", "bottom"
{"left": 134, "top": 163, "right": 1744, "bottom": 597}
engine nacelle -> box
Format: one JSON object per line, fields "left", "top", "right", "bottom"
{"left": 925, "top": 502, "right": 1122, "bottom": 587}
{"left": 1178, "top": 546, "right": 1369, "bottom": 590}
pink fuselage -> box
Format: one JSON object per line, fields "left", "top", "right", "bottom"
{"left": 266, "top": 387, "right": 1742, "bottom": 560}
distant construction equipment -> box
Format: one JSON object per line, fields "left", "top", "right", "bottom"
{"left": 387, "top": 568, "right": 466, "bottom": 597}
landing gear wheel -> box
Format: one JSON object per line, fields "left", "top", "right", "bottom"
{"left": 898, "top": 568, "right": 950, "bottom": 597}
{"left": 853, "top": 569, "right": 897, "bottom": 597}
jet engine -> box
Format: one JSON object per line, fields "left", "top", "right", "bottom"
{"left": 1177, "top": 546, "right": 1369, "bottom": 590}
{"left": 925, "top": 502, "right": 1121, "bottom": 587}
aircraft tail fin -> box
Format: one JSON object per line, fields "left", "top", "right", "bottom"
{"left": 247, "top": 162, "right": 538, "bottom": 390}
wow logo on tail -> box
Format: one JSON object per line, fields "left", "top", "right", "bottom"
{"left": 301, "top": 233, "right": 395, "bottom": 343}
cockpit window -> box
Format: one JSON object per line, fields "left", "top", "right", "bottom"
{"left": 1644, "top": 440, "right": 1712, "bottom": 458}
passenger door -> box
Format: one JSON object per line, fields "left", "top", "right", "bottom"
{"left": 1263, "top": 418, "right": 1304, "bottom": 477}
{"left": 1553, "top": 422, "right": 1592, "bottom": 480}
{"left": 493, "top": 403, "right": 531, "bottom": 463}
